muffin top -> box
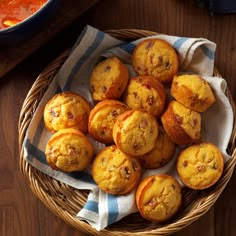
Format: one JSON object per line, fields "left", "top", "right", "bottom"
{"left": 113, "top": 109, "right": 159, "bottom": 156}
{"left": 123, "top": 75, "right": 167, "bottom": 118}
{"left": 161, "top": 100, "right": 201, "bottom": 145}
{"left": 45, "top": 128, "right": 94, "bottom": 172}
{"left": 172, "top": 100, "right": 201, "bottom": 140}
{"left": 140, "top": 126, "right": 176, "bottom": 168}
{"left": 92, "top": 145, "right": 141, "bottom": 195}
{"left": 44, "top": 91, "right": 91, "bottom": 133}
{"left": 132, "top": 38, "right": 179, "bottom": 83}
{"left": 90, "top": 57, "right": 129, "bottom": 101}
{"left": 177, "top": 142, "right": 224, "bottom": 190}
{"left": 136, "top": 174, "right": 182, "bottom": 222}
{"left": 171, "top": 74, "right": 216, "bottom": 112}
{"left": 88, "top": 100, "right": 129, "bottom": 144}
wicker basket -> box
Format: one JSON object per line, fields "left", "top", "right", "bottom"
{"left": 18, "top": 29, "right": 236, "bottom": 236}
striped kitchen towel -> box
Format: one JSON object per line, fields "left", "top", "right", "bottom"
{"left": 23, "top": 25, "right": 233, "bottom": 230}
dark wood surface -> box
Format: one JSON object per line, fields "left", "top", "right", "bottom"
{"left": 1, "top": 0, "right": 236, "bottom": 235}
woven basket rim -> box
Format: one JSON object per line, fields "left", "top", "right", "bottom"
{"left": 18, "top": 29, "right": 236, "bottom": 236}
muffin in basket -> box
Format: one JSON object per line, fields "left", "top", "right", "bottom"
{"left": 140, "top": 126, "right": 176, "bottom": 169}
{"left": 44, "top": 91, "right": 91, "bottom": 133}
{"left": 92, "top": 145, "right": 141, "bottom": 195}
{"left": 161, "top": 100, "right": 201, "bottom": 145}
{"left": 132, "top": 38, "right": 179, "bottom": 83}
{"left": 171, "top": 74, "right": 216, "bottom": 112}
{"left": 113, "top": 109, "right": 159, "bottom": 156}
{"left": 122, "top": 75, "right": 167, "bottom": 118}
{"left": 88, "top": 99, "right": 129, "bottom": 144}
{"left": 177, "top": 142, "right": 224, "bottom": 190}
{"left": 45, "top": 128, "right": 94, "bottom": 172}
{"left": 136, "top": 174, "right": 182, "bottom": 222}
{"left": 90, "top": 57, "right": 129, "bottom": 101}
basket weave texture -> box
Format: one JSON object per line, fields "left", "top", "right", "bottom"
{"left": 18, "top": 29, "right": 236, "bottom": 236}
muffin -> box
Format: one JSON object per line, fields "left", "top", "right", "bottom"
{"left": 140, "top": 126, "right": 176, "bottom": 169}
{"left": 176, "top": 142, "right": 224, "bottom": 190}
{"left": 122, "top": 75, "right": 167, "bottom": 118}
{"left": 161, "top": 100, "right": 201, "bottom": 145}
{"left": 113, "top": 109, "right": 159, "bottom": 156}
{"left": 44, "top": 91, "right": 91, "bottom": 133}
{"left": 90, "top": 57, "right": 129, "bottom": 101}
{"left": 171, "top": 74, "right": 216, "bottom": 112}
{"left": 136, "top": 174, "right": 182, "bottom": 222}
{"left": 92, "top": 145, "right": 141, "bottom": 195}
{"left": 132, "top": 38, "right": 179, "bottom": 83}
{"left": 45, "top": 128, "right": 94, "bottom": 172}
{"left": 88, "top": 100, "right": 129, "bottom": 144}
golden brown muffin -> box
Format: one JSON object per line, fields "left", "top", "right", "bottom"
{"left": 45, "top": 128, "right": 94, "bottom": 172}
{"left": 113, "top": 109, "right": 159, "bottom": 156}
{"left": 140, "top": 126, "right": 176, "bottom": 169}
{"left": 176, "top": 142, "right": 224, "bottom": 190}
{"left": 88, "top": 100, "right": 129, "bottom": 144}
{"left": 161, "top": 100, "right": 201, "bottom": 145}
{"left": 44, "top": 91, "right": 91, "bottom": 133}
{"left": 171, "top": 74, "right": 216, "bottom": 112}
{"left": 136, "top": 174, "right": 182, "bottom": 222}
{"left": 122, "top": 75, "right": 167, "bottom": 118}
{"left": 132, "top": 38, "right": 179, "bottom": 83}
{"left": 92, "top": 145, "right": 141, "bottom": 195}
{"left": 90, "top": 57, "right": 129, "bottom": 101}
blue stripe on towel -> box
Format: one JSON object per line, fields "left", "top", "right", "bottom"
{"left": 73, "top": 26, "right": 91, "bottom": 49}
{"left": 63, "top": 30, "right": 105, "bottom": 90}
{"left": 107, "top": 194, "right": 119, "bottom": 225}
{"left": 68, "top": 171, "right": 96, "bottom": 184}
{"left": 118, "top": 42, "right": 136, "bottom": 54}
{"left": 84, "top": 200, "right": 99, "bottom": 213}
{"left": 173, "top": 37, "right": 189, "bottom": 50}
{"left": 200, "top": 44, "right": 215, "bottom": 60}
{"left": 24, "top": 139, "right": 47, "bottom": 164}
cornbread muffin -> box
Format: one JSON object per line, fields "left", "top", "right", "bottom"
{"left": 92, "top": 145, "right": 141, "bottom": 195}
{"left": 88, "top": 100, "right": 129, "bottom": 144}
{"left": 161, "top": 100, "right": 201, "bottom": 145}
{"left": 171, "top": 74, "right": 216, "bottom": 112}
{"left": 44, "top": 91, "right": 91, "bottom": 133}
{"left": 136, "top": 174, "right": 182, "bottom": 222}
{"left": 122, "top": 75, "right": 167, "bottom": 118}
{"left": 132, "top": 38, "right": 179, "bottom": 83}
{"left": 45, "top": 128, "right": 94, "bottom": 172}
{"left": 113, "top": 109, "right": 159, "bottom": 156}
{"left": 177, "top": 142, "right": 224, "bottom": 190}
{"left": 90, "top": 57, "right": 129, "bottom": 101}
{"left": 140, "top": 126, "right": 176, "bottom": 169}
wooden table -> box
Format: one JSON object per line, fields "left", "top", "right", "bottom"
{"left": 1, "top": 0, "right": 236, "bottom": 235}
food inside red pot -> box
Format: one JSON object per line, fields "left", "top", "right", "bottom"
{"left": 0, "top": 0, "right": 48, "bottom": 29}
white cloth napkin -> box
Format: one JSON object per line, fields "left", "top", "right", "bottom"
{"left": 23, "top": 25, "right": 234, "bottom": 231}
